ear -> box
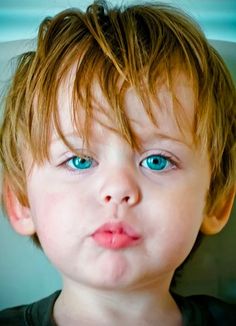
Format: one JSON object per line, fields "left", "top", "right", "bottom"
{"left": 4, "top": 183, "right": 36, "bottom": 236}
{"left": 201, "top": 188, "right": 235, "bottom": 235}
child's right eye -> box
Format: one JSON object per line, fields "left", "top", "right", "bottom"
{"left": 66, "top": 156, "right": 95, "bottom": 170}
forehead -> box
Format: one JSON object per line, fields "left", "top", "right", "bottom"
{"left": 55, "top": 67, "right": 195, "bottom": 146}
{"left": 124, "top": 75, "right": 194, "bottom": 136}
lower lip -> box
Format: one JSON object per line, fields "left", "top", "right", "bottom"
{"left": 92, "top": 232, "right": 141, "bottom": 249}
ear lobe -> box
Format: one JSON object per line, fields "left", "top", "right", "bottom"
{"left": 4, "top": 183, "right": 36, "bottom": 236}
{"left": 201, "top": 188, "right": 235, "bottom": 235}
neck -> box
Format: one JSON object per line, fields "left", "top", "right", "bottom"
{"left": 53, "top": 277, "right": 182, "bottom": 326}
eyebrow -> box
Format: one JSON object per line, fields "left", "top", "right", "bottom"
{"left": 128, "top": 115, "right": 193, "bottom": 148}
{"left": 136, "top": 130, "right": 192, "bottom": 148}
{"left": 51, "top": 132, "right": 83, "bottom": 144}
{"left": 51, "top": 128, "right": 192, "bottom": 150}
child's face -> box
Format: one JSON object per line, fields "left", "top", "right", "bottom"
{"left": 25, "top": 73, "right": 211, "bottom": 290}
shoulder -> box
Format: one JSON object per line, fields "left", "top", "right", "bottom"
{"left": 0, "top": 304, "right": 27, "bottom": 326}
{"left": 173, "top": 292, "right": 236, "bottom": 326}
{"left": 0, "top": 291, "right": 60, "bottom": 326}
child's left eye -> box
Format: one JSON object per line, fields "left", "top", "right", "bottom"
{"left": 140, "top": 154, "right": 173, "bottom": 171}
{"left": 66, "top": 156, "right": 95, "bottom": 170}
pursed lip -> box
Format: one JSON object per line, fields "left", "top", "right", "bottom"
{"left": 91, "top": 222, "right": 142, "bottom": 250}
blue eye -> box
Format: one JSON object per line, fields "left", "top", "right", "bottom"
{"left": 141, "top": 155, "right": 171, "bottom": 171}
{"left": 67, "top": 156, "right": 94, "bottom": 170}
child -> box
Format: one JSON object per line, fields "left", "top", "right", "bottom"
{"left": 0, "top": 1, "right": 235, "bottom": 325}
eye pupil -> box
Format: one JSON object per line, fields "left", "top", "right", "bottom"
{"left": 153, "top": 158, "right": 159, "bottom": 164}
{"left": 144, "top": 155, "right": 169, "bottom": 171}
{"left": 69, "top": 156, "right": 93, "bottom": 170}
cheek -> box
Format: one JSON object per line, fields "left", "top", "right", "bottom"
{"left": 30, "top": 182, "right": 91, "bottom": 222}
{"left": 28, "top": 190, "right": 81, "bottom": 266}
{"left": 143, "top": 182, "right": 207, "bottom": 264}
{"left": 28, "top": 183, "right": 97, "bottom": 245}
{"left": 30, "top": 192, "right": 66, "bottom": 244}
{"left": 30, "top": 190, "right": 65, "bottom": 222}
{"left": 166, "top": 187, "right": 207, "bottom": 239}
{"left": 28, "top": 190, "right": 73, "bottom": 243}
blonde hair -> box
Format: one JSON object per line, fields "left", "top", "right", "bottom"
{"left": 1, "top": 1, "right": 235, "bottom": 239}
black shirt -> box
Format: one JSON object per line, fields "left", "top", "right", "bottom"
{"left": 0, "top": 291, "right": 236, "bottom": 325}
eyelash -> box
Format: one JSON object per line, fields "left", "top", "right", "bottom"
{"left": 140, "top": 152, "right": 177, "bottom": 172}
{"left": 63, "top": 155, "right": 97, "bottom": 171}
{"left": 59, "top": 151, "right": 178, "bottom": 174}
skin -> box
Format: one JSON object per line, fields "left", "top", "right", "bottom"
{"left": 9, "top": 72, "right": 220, "bottom": 325}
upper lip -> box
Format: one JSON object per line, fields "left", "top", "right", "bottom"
{"left": 92, "top": 222, "right": 141, "bottom": 239}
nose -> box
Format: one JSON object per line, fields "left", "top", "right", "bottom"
{"left": 99, "top": 169, "right": 140, "bottom": 206}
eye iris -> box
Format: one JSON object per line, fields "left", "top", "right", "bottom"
{"left": 146, "top": 155, "right": 167, "bottom": 170}
{"left": 72, "top": 157, "right": 92, "bottom": 169}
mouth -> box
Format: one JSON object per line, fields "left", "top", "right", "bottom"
{"left": 92, "top": 222, "right": 142, "bottom": 250}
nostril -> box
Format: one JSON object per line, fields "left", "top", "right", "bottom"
{"left": 103, "top": 195, "right": 130, "bottom": 204}
{"left": 124, "top": 196, "right": 130, "bottom": 202}
{"left": 104, "top": 195, "right": 112, "bottom": 203}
